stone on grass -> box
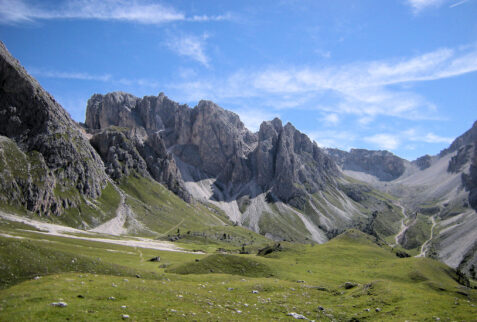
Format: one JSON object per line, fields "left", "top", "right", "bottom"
{"left": 122, "top": 314, "right": 129, "bottom": 319}
{"left": 252, "top": 290, "right": 259, "bottom": 294}
{"left": 51, "top": 302, "right": 67, "bottom": 307}
{"left": 344, "top": 282, "right": 357, "bottom": 289}
{"left": 287, "top": 312, "right": 308, "bottom": 320}
{"left": 375, "top": 308, "right": 381, "bottom": 312}
{"left": 148, "top": 256, "right": 161, "bottom": 262}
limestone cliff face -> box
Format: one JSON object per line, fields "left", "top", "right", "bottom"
{"left": 0, "top": 41, "right": 108, "bottom": 216}
{"left": 325, "top": 148, "right": 405, "bottom": 181}
{"left": 86, "top": 93, "right": 256, "bottom": 186}
{"left": 85, "top": 92, "right": 339, "bottom": 210}
{"left": 254, "top": 119, "right": 338, "bottom": 209}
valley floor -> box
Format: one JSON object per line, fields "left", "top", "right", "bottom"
{"left": 0, "top": 214, "right": 476, "bottom": 321}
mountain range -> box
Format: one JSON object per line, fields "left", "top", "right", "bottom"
{"left": 1, "top": 40, "right": 476, "bottom": 277}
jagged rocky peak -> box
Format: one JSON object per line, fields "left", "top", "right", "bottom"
{"left": 325, "top": 148, "right": 405, "bottom": 181}
{"left": 85, "top": 92, "right": 258, "bottom": 181}
{"left": 254, "top": 119, "right": 339, "bottom": 209}
{"left": 0, "top": 41, "right": 108, "bottom": 216}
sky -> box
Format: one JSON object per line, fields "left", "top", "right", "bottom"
{"left": 1, "top": 0, "right": 476, "bottom": 160}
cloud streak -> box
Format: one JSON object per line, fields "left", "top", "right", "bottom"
{"left": 0, "top": 0, "right": 230, "bottom": 25}
{"left": 169, "top": 45, "right": 477, "bottom": 122}
{"left": 165, "top": 34, "right": 210, "bottom": 67}
{"left": 29, "top": 67, "right": 161, "bottom": 88}
{"left": 406, "top": 0, "right": 447, "bottom": 13}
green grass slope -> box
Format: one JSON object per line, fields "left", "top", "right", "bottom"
{"left": 167, "top": 254, "right": 274, "bottom": 277}
{"left": 0, "top": 227, "right": 475, "bottom": 321}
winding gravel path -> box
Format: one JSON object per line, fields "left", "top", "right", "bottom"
{"left": 416, "top": 215, "right": 437, "bottom": 258}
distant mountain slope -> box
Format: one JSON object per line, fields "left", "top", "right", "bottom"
{"left": 326, "top": 121, "right": 477, "bottom": 276}
{"left": 325, "top": 148, "right": 406, "bottom": 181}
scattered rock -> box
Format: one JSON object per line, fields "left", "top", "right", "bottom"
{"left": 364, "top": 308, "right": 370, "bottom": 312}
{"left": 344, "top": 282, "right": 358, "bottom": 289}
{"left": 318, "top": 306, "right": 324, "bottom": 311}
{"left": 121, "top": 305, "right": 127, "bottom": 309}
{"left": 108, "top": 297, "right": 116, "bottom": 300}
{"left": 195, "top": 259, "right": 200, "bottom": 262}
{"left": 122, "top": 314, "right": 130, "bottom": 319}
{"left": 135, "top": 274, "right": 141, "bottom": 278}
{"left": 375, "top": 308, "right": 381, "bottom": 312}
{"left": 148, "top": 256, "right": 161, "bottom": 262}
{"left": 77, "top": 295, "right": 84, "bottom": 299}
{"left": 257, "top": 243, "right": 283, "bottom": 256}
{"left": 112, "top": 283, "right": 117, "bottom": 287}
{"left": 311, "top": 286, "right": 328, "bottom": 292}
{"left": 33, "top": 276, "right": 41, "bottom": 280}
{"left": 252, "top": 290, "right": 259, "bottom": 294}
{"left": 227, "top": 288, "right": 234, "bottom": 291}
{"left": 170, "top": 309, "right": 177, "bottom": 313}
{"left": 123, "top": 279, "right": 129, "bottom": 282}
{"left": 236, "top": 310, "right": 242, "bottom": 314}
{"left": 287, "top": 312, "right": 308, "bottom": 320}
{"left": 296, "top": 280, "right": 305, "bottom": 283}
{"left": 51, "top": 302, "right": 67, "bottom": 307}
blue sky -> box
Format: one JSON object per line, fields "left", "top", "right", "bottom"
{"left": 1, "top": 0, "right": 476, "bottom": 160}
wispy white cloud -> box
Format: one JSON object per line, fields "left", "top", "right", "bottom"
{"left": 233, "top": 109, "right": 280, "bottom": 132}
{"left": 406, "top": 0, "right": 447, "bottom": 13}
{"left": 29, "top": 67, "right": 161, "bottom": 88}
{"left": 365, "top": 133, "right": 401, "bottom": 150}
{"left": 169, "top": 45, "right": 477, "bottom": 121}
{"left": 307, "top": 130, "right": 357, "bottom": 150}
{"left": 362, "top": 129, "right": 453, "bottom": 151}
{"left": 449, "top": 0, "right": 470, "bottom": 8}
{"left": 165, "top": 33, "right": 210, "bottom": 67}
{"left": 308, "top": 126, "right": 453, "bottom": 152}
{"left": 321, "top": 113, "right": 340, "bottom": 126}
{"left": 0, "top": 0, "right": 230, "bottom": 25}
{"left": 29, "top": 68, "right": 112, "bottom": 82}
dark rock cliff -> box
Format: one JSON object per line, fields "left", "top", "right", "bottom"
{"left": 0, "top": 41, "right": 108, "bottom": 216}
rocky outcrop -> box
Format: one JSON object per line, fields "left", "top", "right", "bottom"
{"left": 0, "top": 41, "right": 108, "bottom": 216}
{"left": 254, "top": 119, "right": 338, "bottom": 209}
{"left": 86, "top": 93, "right": 257, "bottom": 185}
{"left": 448, "top": 144, "right": 473, "bottom": 173}
{"left": 413, "top": 154, "right": 432, "bottom": 170}
{"left": 325, "top": 148, "right": 405, "bottom": 181}
{"left": 462, "top": 145, "right": 477, "bottom": 209}
{"left": 90, "top": 126, "right": 190, "bottom": 201}
{"left": 440, "top": 121, "right": 477, "bottom": 157}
